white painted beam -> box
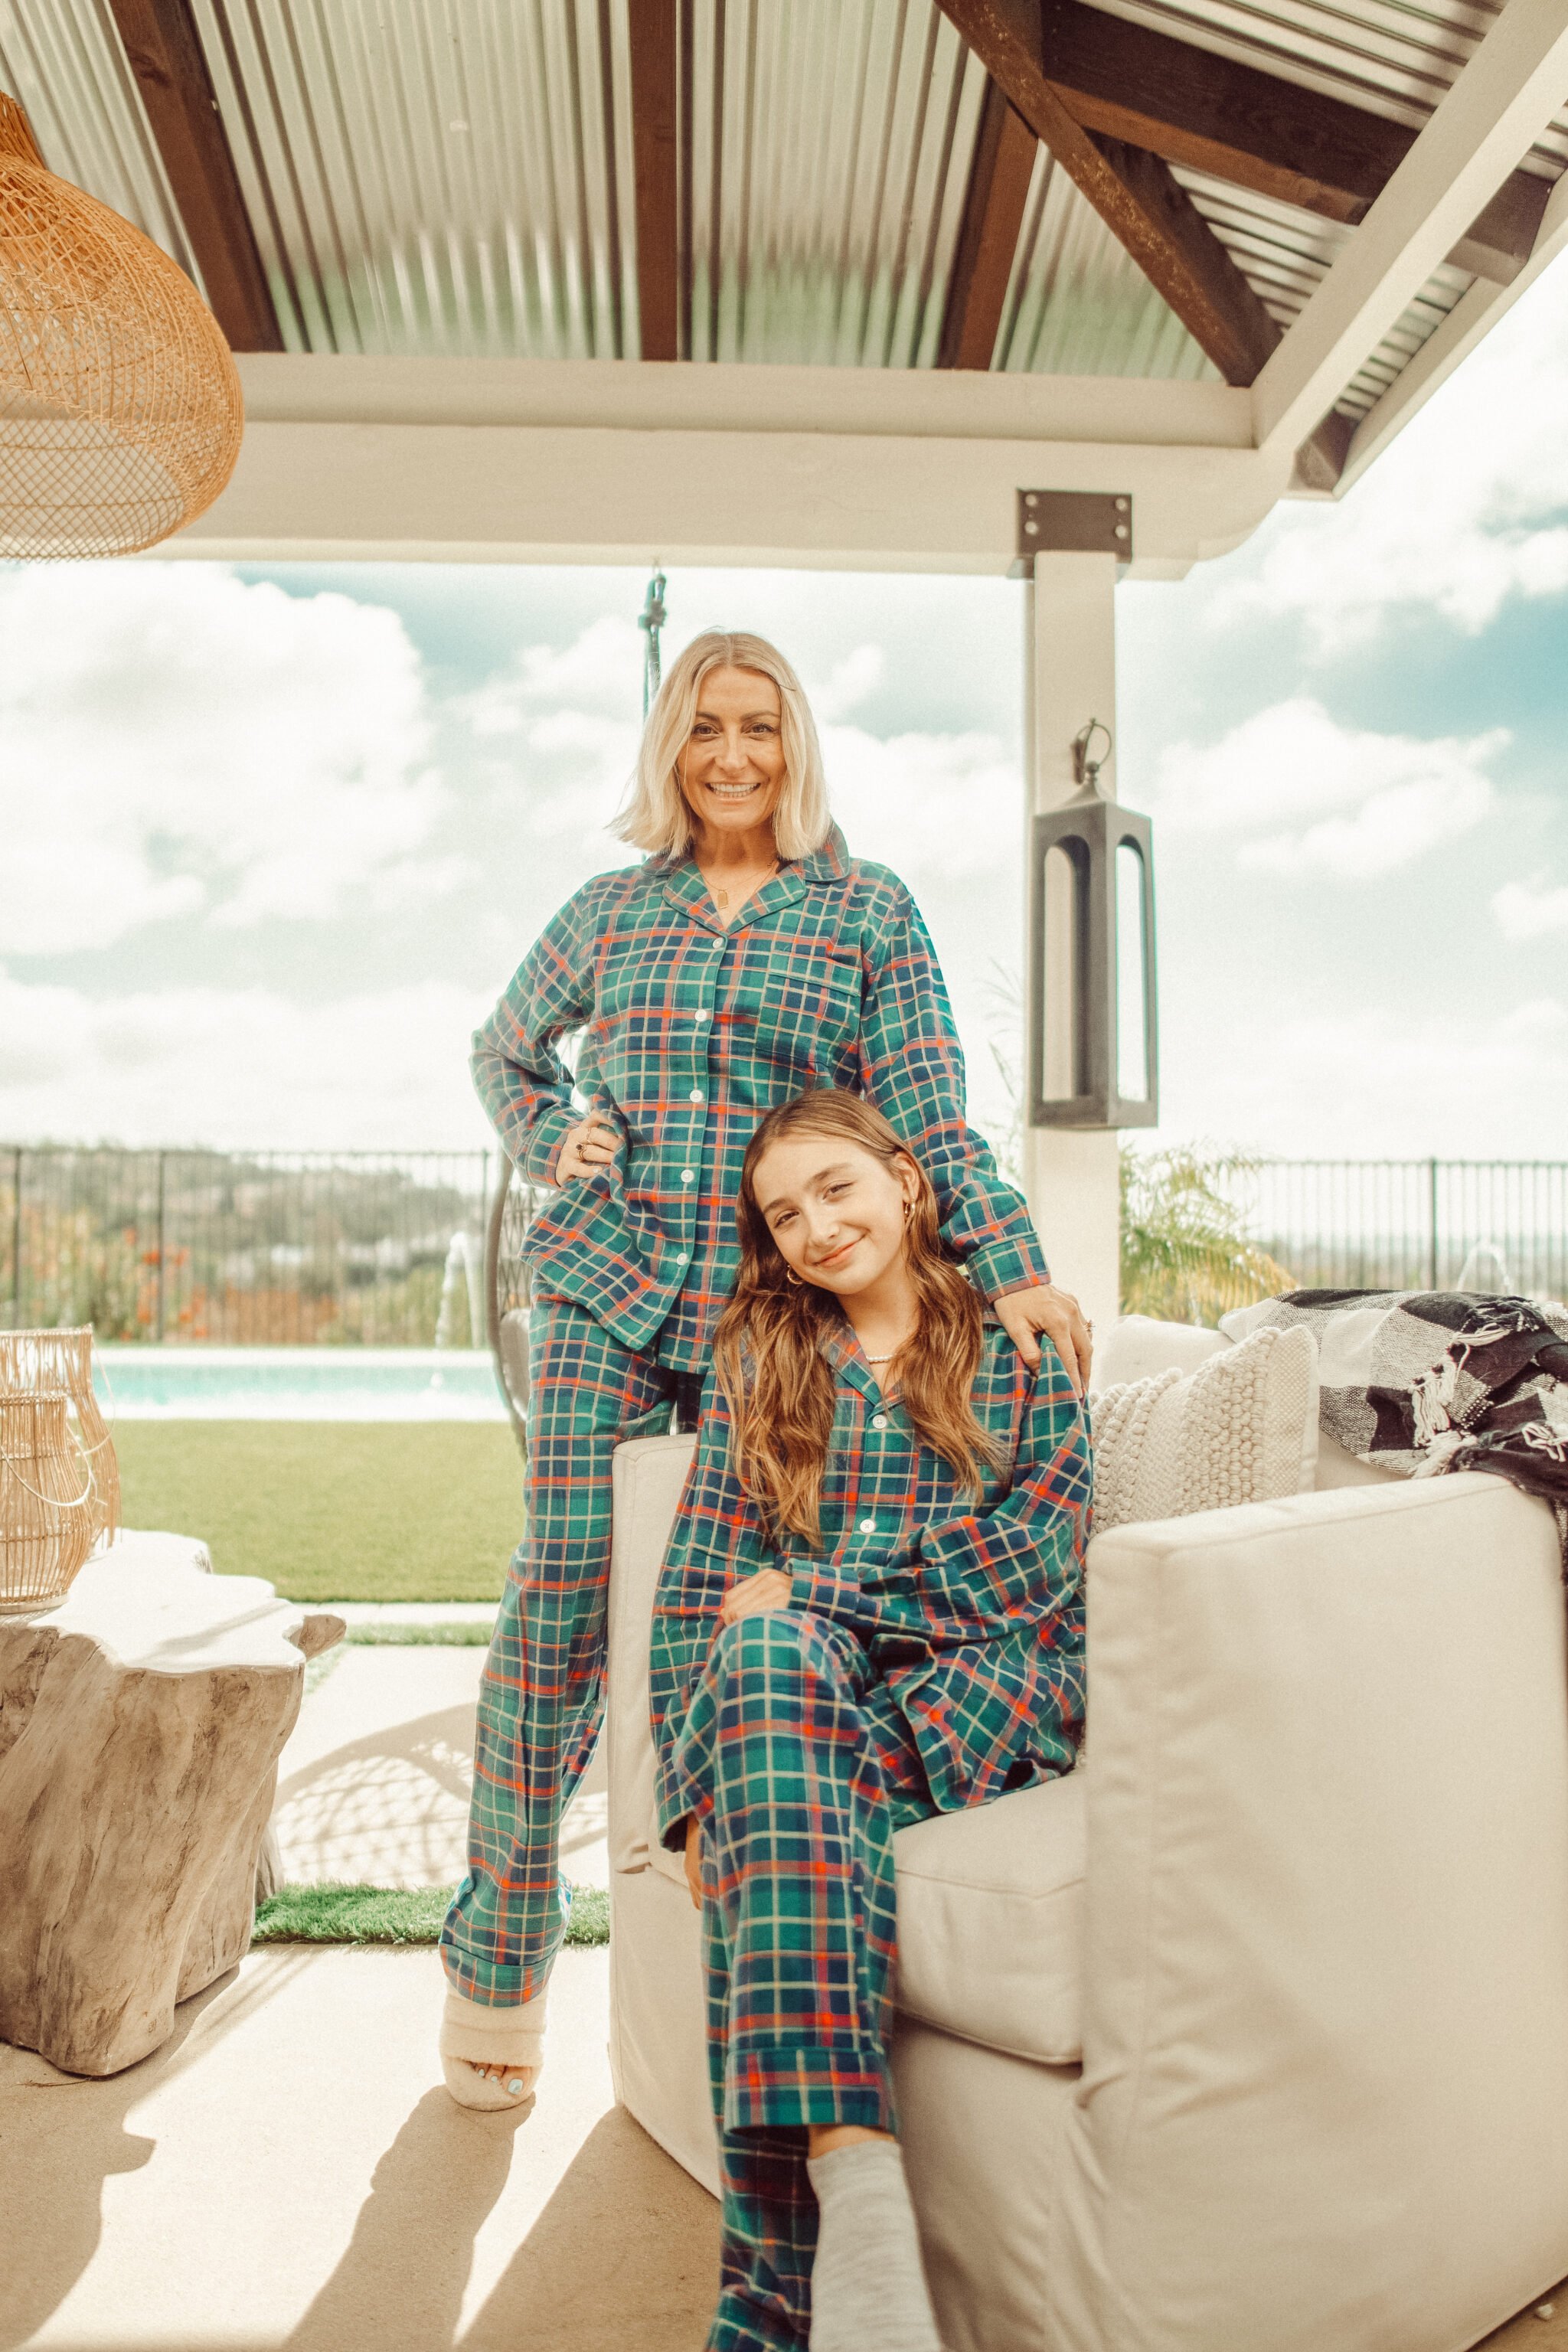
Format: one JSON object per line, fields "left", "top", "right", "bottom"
{"left": 230, "top": 353, "right": 1253, "bottom": 451}
{"left": 1253, "top": 0, "right": 1568, "bottom": 459}
{"left": 1338, "top": 164, "right": 1568, "bottom": 494}
{"left": 172, "top": 371, "right": 1292, "bottom": 575}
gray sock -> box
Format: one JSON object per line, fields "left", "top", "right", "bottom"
{"left": 805, "top": 2138, "right": 942, "bottom": 2352}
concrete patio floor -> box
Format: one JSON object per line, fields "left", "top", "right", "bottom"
{"left": 2, "top": 1943, "right": 718, "bottom": 2352}
{"left": 7, "top": 1625, "right": 1566, "bottom": 2352}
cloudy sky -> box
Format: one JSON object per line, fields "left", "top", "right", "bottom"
{"left": 4, "top": 249, "right": 1568, "bottom": 1165}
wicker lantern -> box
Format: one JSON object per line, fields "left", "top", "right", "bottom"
{"left": 0, "top": 1328, "right": 119, "bottom": 1550}
{"left": 0, "top": 93, "right": 243, "bottom": 558}
{"left": 0, "top": 1390, "right": 96, "bottom": 1614}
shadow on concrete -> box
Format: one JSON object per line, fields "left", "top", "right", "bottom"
{"left": 274, "top": 2096, "right": 714, "bottom": 2352}
{"left": 273, "top": 1704, "right": 477, "bottom": 1819}
{"left": 462, "top": 2107, "right": 718, "bottom": 2352}
{"left": 272, "top": 1704, "right": 606, "bottom": 1890}
{"left": 282, "top": 2088, "right": 522, "bottom": 2352}
{"left": 0, "top": 1960, "right": 312, "bottom": 2352}
{"left": 272, "top": 1702, "right": 479, "bottom": 1886}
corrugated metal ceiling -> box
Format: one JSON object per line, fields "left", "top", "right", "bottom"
{"left": 0, "top": 0, "right": 1555, "bottom": 413}
{"left": 1086, "top": 0, "right": 1568, "bottom": 175}
{"left": 1177, "top": 166, "right": 1476, "bottom": 415}
{"left": 675, "top": 0, "right": 985, "bottom": 368}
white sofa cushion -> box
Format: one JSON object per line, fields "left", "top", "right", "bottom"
{"left": 1092, "top": 1322, "right": 1318, "bottom": 1529}
{"left": 893, "top": 1770, "right": 1085, "bottom": 2065}
{"left": 1093, "top": 1313, "right": 1229, "bottom": 1393}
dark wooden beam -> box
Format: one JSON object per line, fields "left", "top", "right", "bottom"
{"left": 106, "top": 0, "right": 281, "bottom": 351}
{"left": 1037, "top": 0, "right": 1548, "bottom": 283}
{"left": 628, "top": 0, "right": 680, "bottom": 363}
{"left": 1292, "top": 407, "right": 1356, "bottom": 495}
{"left": 937, "top": 79, "right": 1038, "bottom": 369}
{"left": 936, "top": 0, "right": 1282, "bottom": 386}
{"left": 1448, "top": 170, "right": 1550, "bottom": 283}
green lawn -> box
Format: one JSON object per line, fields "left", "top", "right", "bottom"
{"left": 113, "top": 1420, "right": 522, "bottom": 1602}
{"left": 252, "top": 1881, "right": 609, "bottom": 1946}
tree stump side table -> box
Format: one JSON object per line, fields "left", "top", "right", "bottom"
{"left": 0, "top": 1531, "right": 345, "bottom": 2077}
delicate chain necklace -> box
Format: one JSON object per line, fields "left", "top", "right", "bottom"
{"left": 709, "top": 855, "right": 778, "bottom": 912}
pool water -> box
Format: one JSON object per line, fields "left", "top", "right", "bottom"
{"left": 93, "top": 1346, "right": 510, "bottom": 1422}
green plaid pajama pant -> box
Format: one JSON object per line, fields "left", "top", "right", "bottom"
{"left": 671, "top": 1606, "right": 939, "bottom": 2352}
{"left": 441, "top": 1299, "right": 702, "bottom": 2002}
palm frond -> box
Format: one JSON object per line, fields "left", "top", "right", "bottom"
{"left": 1120, "top": 1144, "right": 1294, "bottom": 1327}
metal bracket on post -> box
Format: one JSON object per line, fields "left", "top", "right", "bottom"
{"left": 1011, "top": 489, "right": 1132, "bottom": 579}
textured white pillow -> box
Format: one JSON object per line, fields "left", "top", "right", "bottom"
{"left": 1091, "top": 1323, "right": 1319, "bottom": 1530}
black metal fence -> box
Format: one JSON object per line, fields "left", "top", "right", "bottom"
{"left": 1235, "top": 1159, "right": 1568, "bottom": 1302}
{"left": 3, "top": 1146, "right": 1564, "bottom": 1344}
{"left": 0, "top": 1148, "right": 492, "bottom": 1344}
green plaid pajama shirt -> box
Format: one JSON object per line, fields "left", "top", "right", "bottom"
{"left": 652, "top": 1321, "right": 1091, "bottom": 2352}
{"left": 443, "top": 828, "right": 1050, "bottom": 2003}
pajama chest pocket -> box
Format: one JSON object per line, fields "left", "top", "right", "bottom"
{"left": 745, "top": 954, "right": 863, "bottom": 1080}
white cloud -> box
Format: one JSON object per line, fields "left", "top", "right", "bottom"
{"left": 463, "top": 616, "right": 645, "bottom": 734}
{"left": 1493, "top": 877, "right": 1568, "bottom": 939}
{"left": 822, "top": 724, "right": 1021, "bottom": 890}
{"left": 1200, "top": 247, "right": 1568, "bottom": 651}
{"left": 0, "top": 564, "right": 457, "bottom": 953}
{"left": 0, "top": 967, "right": 492, "bottom": 1149}
{"left": 1161, "top": 995, "right": 1568, "bottom": 1160}
{"left": 808, "top": 644, "right": 885, "bottom": 722}
{"left": 1152, "top": 697, "right": 1504, "bottom": 879}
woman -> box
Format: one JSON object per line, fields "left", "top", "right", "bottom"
{"left": 439, "top": 629, "right": 1090, "bottom": 2105}
{"left": 651, "top": 1089, "right": 1090, "bottom": 2352}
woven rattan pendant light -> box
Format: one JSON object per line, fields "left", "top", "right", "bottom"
{"left": 0, "top": 92, "right": 243, "bottom": 558}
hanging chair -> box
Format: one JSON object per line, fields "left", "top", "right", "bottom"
{"left": 485, "top": 1166, "right": 540, "bottom": 1454}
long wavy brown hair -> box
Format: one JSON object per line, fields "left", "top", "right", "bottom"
{"left": 713, "top": 1090, "right": 1005, "bottom": 1547}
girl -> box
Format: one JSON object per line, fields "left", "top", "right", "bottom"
{"left": 440, "top": 632, "right": 1089, "bottom": 2105}
{"left": 651, "top": 1089, "right": 1092, "bottom": 2352}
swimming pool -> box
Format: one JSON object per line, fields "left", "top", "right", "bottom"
{"left": 93, "top": 1345, "right": 511, "bottom": 1422}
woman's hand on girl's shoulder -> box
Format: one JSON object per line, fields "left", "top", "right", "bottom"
{"left": 717, "top": 1567, "right": 792, "bottom": 1626}
{"left": 995, "top": 1283, "right": 1092, "bottom": 1394}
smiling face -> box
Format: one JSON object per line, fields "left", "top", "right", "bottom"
{"left": 677, "top": 665, "right": 787, "bottom": 847}
{"left": 751, "top": 1131, "right": 921, "bottom": 1301}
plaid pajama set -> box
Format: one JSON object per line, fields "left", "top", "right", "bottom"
{"left": 442, "top": 825, "right": 1050, "bottom": 2004}
{"left": 651, "top": 1321, "right": 1092, "bottom": 2352}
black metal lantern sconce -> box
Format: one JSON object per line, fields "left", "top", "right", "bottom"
{"left": 1030, "top": 719, "right": 1158, "bottom": 1129}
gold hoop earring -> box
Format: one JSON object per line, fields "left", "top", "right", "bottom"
{"left": 786, "top": 1267, "right": 803, "bottom": 1287}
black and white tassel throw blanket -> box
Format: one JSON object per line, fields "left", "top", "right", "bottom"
{"left": 1220, "top": 1291, "right": 1568, "bottom": 1564}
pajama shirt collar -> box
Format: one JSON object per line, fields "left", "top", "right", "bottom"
{"left": 651, "top": 824, "right": 853, "bottom": 936}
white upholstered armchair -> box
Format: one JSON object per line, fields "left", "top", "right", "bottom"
{"left": 603, "top": 1319, "right": 1568, "bottom": 2352}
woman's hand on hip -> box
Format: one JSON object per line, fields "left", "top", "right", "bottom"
{"left": 995, "top": 1283, "right": 1093, "bottom": 1395}
{"left": 717, "top": 1567, "right": 793, "bottom": 1626}
{"left": 554, "top": 1110, "right": 619, "bottom": 1184}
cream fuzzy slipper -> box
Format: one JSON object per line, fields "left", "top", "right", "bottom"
{"left": 439, "top": 1987, "right": 548, "bottom": 2112}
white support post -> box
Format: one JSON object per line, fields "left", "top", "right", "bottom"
{"left": 1021, "top": 555, "right": 1123, "bottom": 1341}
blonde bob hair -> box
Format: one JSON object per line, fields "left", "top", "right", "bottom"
{"left": 612, "top": 629, "right": 832, "bottom": 863}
